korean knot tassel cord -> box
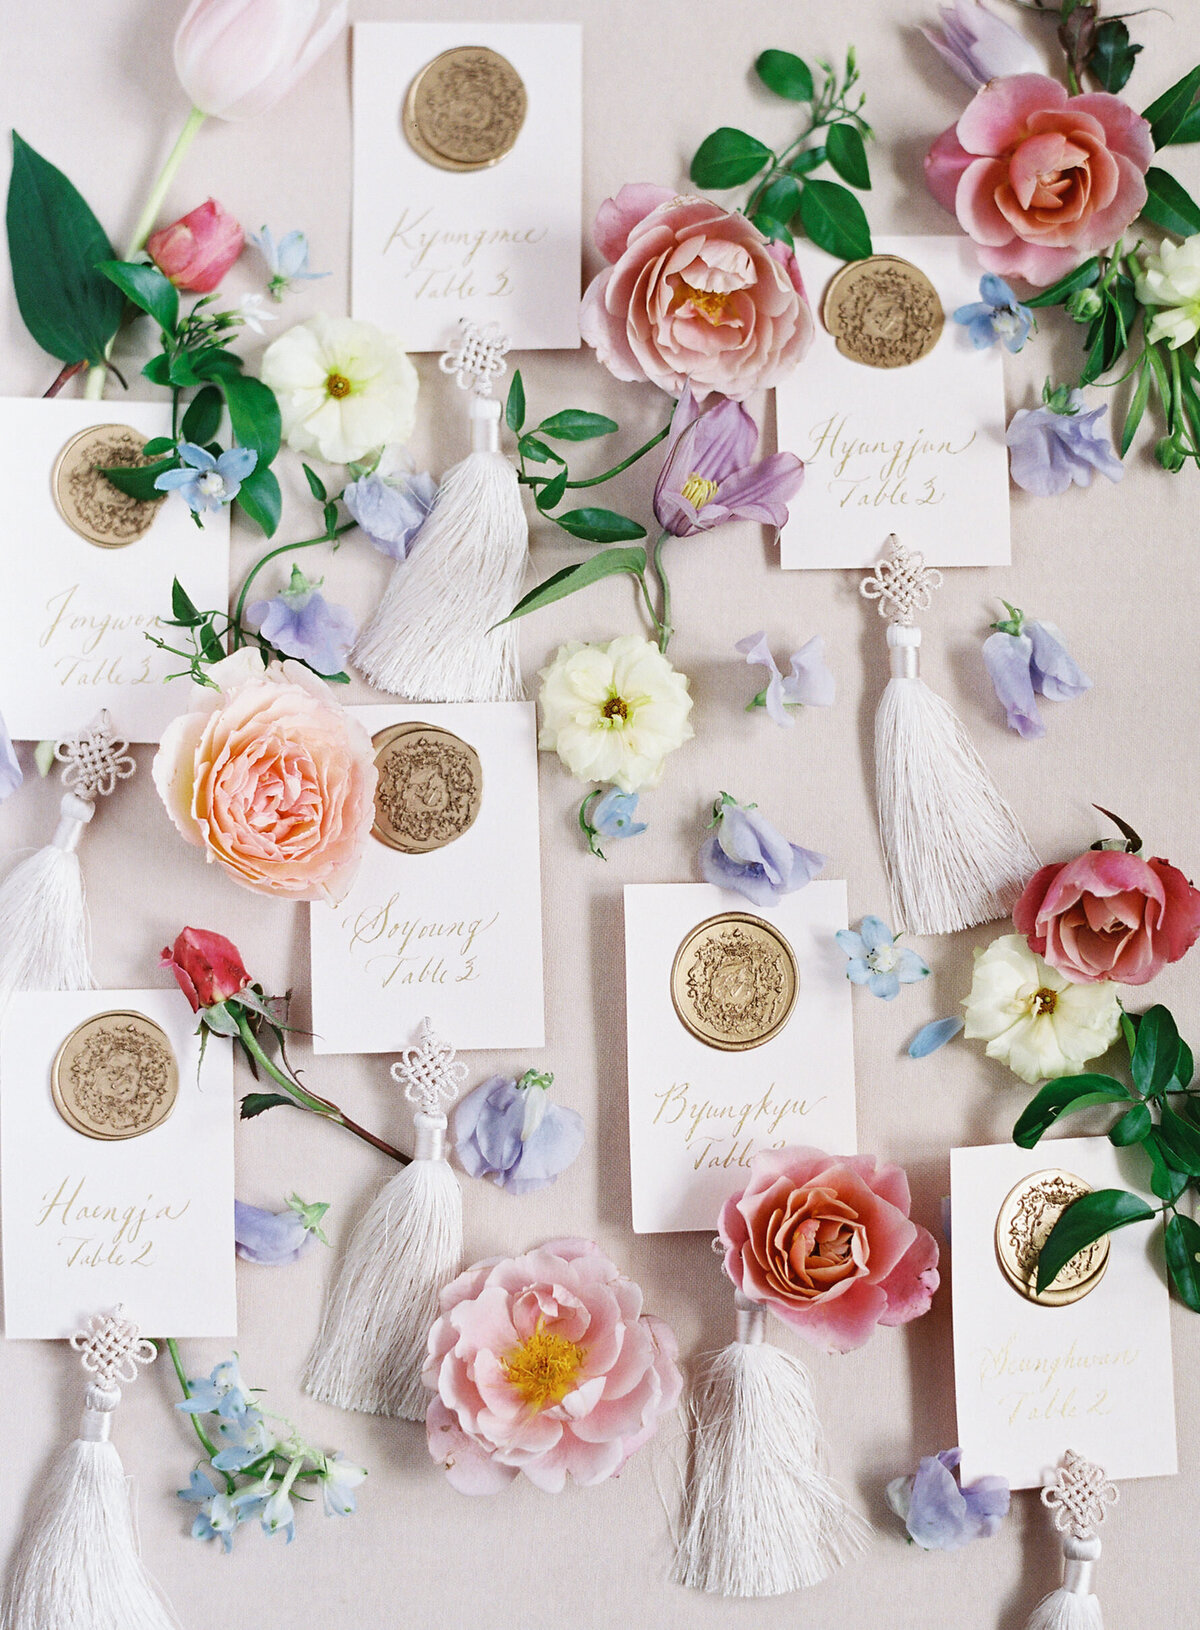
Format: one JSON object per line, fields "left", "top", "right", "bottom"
{"left": 1023, "top": 1451, "right": 1119, "bottom": 1630}
{"left": 1, "top": 1307, "right": 179, "bottom": 1630}
{"left": 672, "top": 1289, "right": 870, "bottom": 1597}
{"left": 352, "top": 320, "right": 528, "bottom": 702}
{"left": 0, "top": 712, "right": 135, "bottom": 1016}
{"left": 304, "top": 1019, "right": 466, "bottom": 1419}
{"left": 861, "top": 536, "right": 1038, "bottom": 936}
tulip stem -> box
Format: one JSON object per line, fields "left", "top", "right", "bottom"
{"left": 652, "top": 531, "right": 674, "bottom": 654}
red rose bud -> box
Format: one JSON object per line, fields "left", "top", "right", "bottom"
{"left": 162, "top": 926, "right": 251, "bottom": 1011}
{"left": 147, "top": 199, "right": 244, "bottom": 293}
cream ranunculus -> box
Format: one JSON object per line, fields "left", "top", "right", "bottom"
{"left": 259, "top": 314, "right": 418, "bottom": 464}
{"left": 537, "top": 635, "right": 693, "bottom": 792}
{"left": 962, "top": 934, "right": 1121, "bottom": 1086}
{"left": 1136, "top": 236, "right": 1200, "bottom": 349}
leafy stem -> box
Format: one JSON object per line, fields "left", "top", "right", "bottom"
{"left": 652, "top": 531, "right": 674, "bottom": 653}
{"left": 162, "top": 1337, "right": 237, "bottom": 1493}
{"left": 517, "top": 422, "right": 670, "bottom": 493}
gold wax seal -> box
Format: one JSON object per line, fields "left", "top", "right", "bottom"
{"left": 51, "top": 423, "right": 160, "bottom": 548}
{"left": 822, "top": 254, "right": 944, "bottom": 368}
{"left": 994, "top": 1168, "right": 1110, "bottom": 1307}
{"left": 670, "top": 912, "right": 798, "bottom": 1052}
{"left": 371, "top": 722, "right": 483, "bottom": 854}
{"left": 51, "top": 1011, "right": 179, "bottom": 1141}
{"left": 402, "top": 45, "right": 527, "bottom": 172}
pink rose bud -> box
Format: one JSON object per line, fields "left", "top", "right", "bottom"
{"left": 161, "top": 926, "right": 251, "bottom": 1011}
{"left": 174, "top": 0, "right": 348, "bottom": 122}
{"left": 147, "top": 199, "right": 244, "bottom": 293}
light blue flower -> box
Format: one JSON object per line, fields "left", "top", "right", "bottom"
{"left": 319, "top": 1453, "right": 368, "bottom": 1517}
{"left": 836, "top": 916, "right": 929, "bottom": 1000}
{"left": 261, "top": 1483, "right": 296, "bottom": 1544}
{"left": 700, "top": 793, "right": 825, "bottom": 907}
{"left": 245, "top": 566, "right": 356, "bottom": 676}
{"left": 0, "top": 709, "right": 21, "bottom": 802}
{"left": 887, "top": 1448, "right": 1009, "bottom": 1550}
{"left": 177, "top": 1358, "right": 251, "bottom": 1420}
{"left": 250, "top": 226, "right": 328, "bottom": 301}
{"left": 234, "top": 1194, "right": 329, "bottom": 1265}
{"left": 210, "top": 1411, "right": 276, "bottom": 1473}
{"left": 178, "top": 1466, "right": 221, "bottom": 1505}
{"left": 343, "top": 470, "right": 437, "bottom": 560}
{"left": 953, "top": 274, "right": 1033, "bottom": 353}
{"left": 580, "top": 786, "right": 646, "bottom": 858}
{"left": 908, "top": 1016, "right": 964, "bottom": 1058}
{"left": 455, "top": 1071, "right": 585, "bottom": 1197}
{"left": 982, "top": 602, "right": 1092, "bottom": 739}
{"left": 189, "top": 1490, "right": 240, "bottom": 1553}
{"left": 155, "top": 442, "right": 257, "bottom": 512}
{"left": 1006, "top": 385, "right": 1123, "bottom": 497}
{"left": 736, "top": 631, "right": 835, "bottom": 726}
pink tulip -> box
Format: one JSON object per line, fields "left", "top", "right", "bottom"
{"left": 148, "top": 199, "right": 243, "bottom": 292}
{"left": 174, "top": 0, "right": 348, "bottom": 122}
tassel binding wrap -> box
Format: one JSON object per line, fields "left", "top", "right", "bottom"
{"left": 673, "top": 1292, "right": 870, "bottom": 1598}
{"left": 1, "top": 1308, "right": 179, "bottom": 1630}
{"left": 303, "top": 1020, "right": 466, "bottom": 1419}
{"left": 352, "top": 321, "right": 528, "bottom": 703}
{"left": 1023, "top": 1451, "right": 1118, "bottom": 1630}
{"left": 862, "top": 537, "right": 1039, "bottom": 936}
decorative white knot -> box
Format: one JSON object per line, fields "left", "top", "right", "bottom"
{"left": 391, "top": 1019, "right": 468, "bottom": 1116}
{"left": 860, "top": 535, "right": 943, "bottom": 627}
{"left": 70, "top": 1306, "right": 156, "bottom": 1393}
{"left": 1041, "top": 1450, "right": 1119, "bottom": 1538}
{"left": 55, "top": 711, "right": 136, "bottom": 801}
{"left": 439, "top": 319, "right": 510, "bottom": 397}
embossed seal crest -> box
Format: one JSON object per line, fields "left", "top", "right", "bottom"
{"left": 994, "top": 1168, "right": 1110, "bottom": 1306}
{"left": 403, "top": 45, "right": 527, "bottom": 172}
{"left": 51, "top": 423, "right": 161, "bottom": 548}
{"left": 822, "top": 254, "right": 944, "bottom": 368}
{"left": 670, "top": 912, "right": 798, "bottom": 1052}
{"left": 51, "top": 1012, "right": 179, "bottom": 1140}
{"left": 371, "top": 722, "right": 483, "bottom": 854}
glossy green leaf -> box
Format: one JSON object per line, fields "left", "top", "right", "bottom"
{"left": 199, "top": 622, "right": 224, "bottom": 664}
{"left": 1143, "top": 65, "right": 1200, "bottom": 148}
{"left": 505, "top": 369, "right": 525, "bottom": 434}
{"left": 1036, "top": 1189, "right": 1155, "bottom": 1293}
{"left": 1109, "top": 1102, "right": 1152, "bottom": 1146}
{"left": 1156, "top": 1104, "right": 1200, "bottom": 1174}
{"left": 825, "top": 123, "right": 871, "bottom": 190}
{"left": 788, "top": 145, "right": 826, "bottom": 177}
{"left": 1142, "top": 166, "right": 1200, "bottom": 238}
{"left": 1130, "top": 1005, "right": 1181, "bottom": 1097}
{"left": 97, "top": 457, "right": 174, "bottom": 502}
{"left": 1146, "top": 1128, "right": 1191, "bottom": 1202}
{"left": 221, "top": 373, "right": 281, "bottom": 464}
{"left": 758, "top": 176, "right": 801, "bottom": 222}
{"left": 751, "top": 213, "right": 794, "bottom": 247}
{"left": 797, "top": 178, "right": 872, "bottom": 261}
{"left": 690, "top": 127, "right": 773, "bottom": 189}
{"left": 142, "top": 436, "right": 175, "bottom": 457}
{"left": 1171, "top": 102, "right": 1200, "bottom": 145}
{"left": 496, "top": 546, "right": 648, "bottom": 627}
{"left": 1088, "top": 20, "right": 1141, "bottom": 94}
{"left": 1024, "top": 258, "right": 1101, "bottom": 308}
{"left": 536, "top": 409, "right": 619, "bottom": 441}
{"left": 1012, "top": 1074, "right": 1131, "bottom": 1149}
{"left": 1120, "top": 1007, "right": 1138, "bottom": 1056}
{"left": 303, "top": 463, "right": 327, "bottom": 502}
{"left": 171, "top": 579, "right": 200, "bottom": 626}
{"left": 755, "top": 49, "right": 814, "bottom": 102}
{"left": 236, "top": 465, "right": 282, "bottom": 538}
{"left": 181, "top": 385, "right": 223, "bottom": 447}
{"left": 1120, "top": 356, "right": 1152, "bottom": 456}
{"left": 535, "top": 467, "right": 568, "bottom": 512}
{"left": 1175, "top": 1038, "right": 1194, "bottom": 1089}
{"left": 240, "top": 1092, "right": 297, "bottom": 1120}
{"left": 168, "top": 352, "right": 202, "bottom": 388}
{"left": 142, "top": 353, "right": 172, "bottom": 387}
{"left": 98, "top": 259, "right": 178, "bottom": 334}
{"left": 1165, "top": 1212, "right": 1200, "bottom": 1310}
{"left": 191, "top": 347, "right": 243, "bottom": 381}
{"left": 518, "top": 436, "right": 562, "bottom": 465}
{"left": 554, "top": 507, "right": 647, "bottom": 543}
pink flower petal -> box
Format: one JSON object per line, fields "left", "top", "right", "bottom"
{"left": 956, "top": 73, "right": 1068, "bottom": 156}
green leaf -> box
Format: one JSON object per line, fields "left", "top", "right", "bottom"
{"left": 554, "top": 508, "right": 647, "bottom": 543}
{"left": 199, "top": 622, "right": 224, "bottom": 664}
{"left": 690, "top": 127, "right": 773, "bottom": 190}
{"left": 758, "top": 176, "right": 801, "bottom": 222}
{"left": 1013, "top": 1074, "right": 1132, "bottom": 1148}
{"left": 1130, "top": 1005, "right": 1181, "bottom": 1097}
{"left": 322, "top": 500, "right": 338, "bottom": 534}
{"left": 168, "top": 352, "right": 202, "bottom": 388}
{"left": 303, "top": 463, "right": 327, "bottom": 502}
{"left": 536, "top": 409, "right": 619, "bottom": 442}
{"left": 788, "top": 145, "right": 826, "bottom": 177}
{"left": 1175, "top": 1039, "right": 1195, "bottom": 1089}
{"left": 1164, "top": 1212, "right": 1200, "bottom": 1310}
{"left": 1120, "top": 355, "right": 1152, "bottom": 456}
{"left": 1120, "top": 1007, "right": 1138, "bottom": 1057}
{"left": 240, "top": 1091, "right": 297, "bottom": 1120}
{"left": 752, "top": 214, "right": 794, "bottom": 247}
{"left": 1142, "top": 166, "right": 1200, "bottom": 237}
{"left": 171, "top": 579, "right": 200, "bottom": 626}
{"left": 142, "top": 353, "right": 172, "bottom": 386}
{"left": 505, "top": 369, "right": 526, "bottom": 434}
{"left": 1156, "top": 1104, "right": 1200, "bottom": 1174}
{"left": 98, "top": 456, "right": 174, "bottom": 502}
{"left": 797, "top": 178, "right": 872, "bottom": 261}
{"left": 1024, "top": 257, "right": 1101, "bottom": 308}
{"left": 142, "top": 436, "right": 175, "bottom": 457}
{"left": 1036, "top": 1189, "right": 1156, "bottom": 1293}
{"left": 1146, "top": 1128, "right": 1191, "bottom": 1202}
{"left": 825, "top": 123, "right": 871, "bottom": 190}
{"left": 1143, "top": 65, "right": 1200, "bottom": 148}
{"left": 191, "top": 347, "right": 243, "bottom": 381}
{"left": 98, "top": 259, "right": 178, "bottom": 334}
{"left": 496, "top": 546, "right": 648, "bottom": 627}
{"left": 1088, "top": 20, "right": 1141, "bottom": 94}
{"left": 518, "top": 435, "right": 561, "bottom": 465}
{"left": 181, "top": 384, "right": 223, "bottom": 447}
{"left": 221, "top": 373, "right": 281, "bottom": 463}
{"left": 535, "top": 467, "right": 568, "bottom": 512}
{"left": 1171, "top": 103, "right": 1200, "bottom": 145}
{"left": 236, "top": 465, "right": 282, "bottom": 538}
{"left": 755, "top": 49, "right": 814, "bottom": 102}
{"left": 1109, "top": 1102, "right": 1152, "bottom": 1146}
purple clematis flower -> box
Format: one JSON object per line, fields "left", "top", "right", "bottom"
{"left": 234, "top": 1195, "right": 329, "bottom": 1265}
{"left": 982, "top": 602, "right": 1092, "bottom": 739}
{"left": 920, "top": 0, "right": 1041, "bottom": 90}
{"left": 0, "top": 709, "right": 21, "bottom": 802}
{"left": 653, "top": 384, "right": 804, "bottom": 537}
{"left": 700, "top": 793, "right": 825, "bottom": 906}
{"left": 245, "top": 565, "right": 356, "bottom": 675}
{"left": 736, "top": 631, "right": 835, "bottom": 725}
{"left": 887, "top": 1448, "right": 1010, "bottom": 1550}
{"left": 1006, "top": 385, "right": 1123, "bottom": 497}
{"left": 155, "top": 441, "right": 257, "bottom": 512}
{"left": 343, "top": 470, "right": 437, "bottom": 560}
{"left": 455, "top": 1070, "right": 585, "bottom": 1197}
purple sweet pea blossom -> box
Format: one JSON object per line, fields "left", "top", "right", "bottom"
{"left": 245, "top": 566, "right": 356, "bottom": 675}
{"left": 699, "top": 793, "right": 825, "bottom": 906}
{"left": 653, "top": 384, "right": 804, "bottom": 537}
{"left": 982, "top": 603, "right": 1092, "bottom": 739}
{"left": 920, "top": 0, "right": 1041, "bottom": 90}
{"left": 343, "top": 470, "right": 437, "bottom": 560}
{"left": 1006, "top": 387, "right": 1123, "bottom": 497}
{"left": 454, "top": 1071, "right": 585, "bottom": 1196}
{"left": 736, "top": 631, "right": 835, "bottom": 726}
{"left": 234, "top": 1195, "right": 329, "bottom": 1265}
{"left": 887, "top": 1448, "right": 1010, "bottom": 1550}
{"left": 0, "top": 709, "right": 21, "bottom": 802}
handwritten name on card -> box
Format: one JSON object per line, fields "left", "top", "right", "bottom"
{"left": 380, "top": 207, "right": 550, "bottom": 307}
{"left": 35, "top": 1176, "right": 191, "bottom": 1270}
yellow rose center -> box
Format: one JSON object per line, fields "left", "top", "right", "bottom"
{"left": 501, "top": 1318, "right": 585, "bottom": 1410}
{"left": 1031, "top": 986, "right": 1059, "bottom": 1016}
{"left": 676, "top": 279, "right": 730, "bottom": 323}
{"left": 325, "top": 372, "right": 353, "bottom": 400}
{"left": 680, "top": 473, "right": 720, "bottom": 510}
{"left": 602, "top": 694, "right": 630, "bottom": 722}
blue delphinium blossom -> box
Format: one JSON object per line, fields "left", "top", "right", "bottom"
{"left": 343, "top": 469, "right": 437, "bottom": 560}
{"left": 736, "top": 631, "right": 835, "bottom": 726}
{"left": 250, "top": 226, "right": 328, "bottom": 300}
{"left": 580, "top": 785, "right": 647, "bottom": 858}
{"left": 261, "top": 1475, "right": 299, "bottom": 1544}
{"left": 0, "top": 709, "right": 22, "bottom": 802}
{"left": 211, "top": 1412, "right": 277, "bottom": 1473}
{"left": 982, "top": 601, "right": 1091, "bottom": 739}
{"left": 245, "top": 566, "right": 356, "bottom": 676}
{"left": 700, "top": 792, "right": 824, "bottom": 907}
{"left": 155, "top": 442, "right": 257, "bottom": 513}
{"left": 320, "top": 1453, "right": 368, "bottom": 1517}
{"left": 887, "top": 1448, "right": 1010, "bottom": 1550}
{"left": 234, "top": 1194, "right": 329, "bottom": 1265}
{"left": 177, "top": 1359, "right": 252, "bottom": 1420}
{"left": 836, "top": 916, "right": 929, "bottom": 1000}
{"left": 908, "top": 1016, "right": 965, "bottom": 1058}
{"left": 455, "top": 1070, "right": 585, "bottom": 1197}
{"left": 1006, "top": 384, "right": 1123, "bottom": 496}
{"left": 953, "top": 273, "right": 1034, "bottom": 353}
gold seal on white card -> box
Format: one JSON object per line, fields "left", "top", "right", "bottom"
{"left": 822, "top": 254, "right": 943, "bottom": 368}
{"left": 402, "top": 45, "right": 527, "bottom": 172}
{"left": 994, "top": 1168, "right": 1110, "bottom": 1307}
{"left": 670, "top": 912, "right": 798, "bottom": 1052}
{"left": 51, "top": 1011, "right": 179, "bottom": 1140}
{"left": 51, "top": 423, "right": 161, "bottom": 548}
{"left": 371, "top": 722, "right": 483, "bottom": 853}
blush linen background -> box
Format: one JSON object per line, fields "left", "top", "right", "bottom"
{"left": 1, "top": 2, "right": 1197, "bottom": 1625}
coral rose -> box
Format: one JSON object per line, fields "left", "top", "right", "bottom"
{"left": 152, "top": 649, "right": 377, "bottom": 901}
{"left": 580, "top": 184, "right": 814, "bottom": 400}
{"left": 719, "top": 1147, "right": 939, "bottom": 1355}
{"left": 423, "top": 1238, "right": 682, "bottom": 1495}
{"left": 925, "top": 73, "right": 1152, "bottom": 285}
{"left": 147, "top": 199, "right": 243, "bottom": 293}
{"left": 1014, "top": 849, "right": 1200, "bottom": 986}
{"left": 161, "top": 925, "right": 250, "bottom": 1011}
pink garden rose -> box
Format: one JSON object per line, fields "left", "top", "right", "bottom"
{"left": 147, "top": 199, "right": 243, "bottom": 293}
{"left": 580, "top": 185, "right": 814, "bottom": 401}
{"left": 925, "top": 73, "right": 1152, "bottom": 285}
{"left": 152, "top": 648, "right": 377, "bottom": 901}
{"left": 1014, "top": 849, "right": 1200, "bottom": 985}
{"left": 719, "top": 1147, "right": 939, "bottom": 1355}
{"left": 423, "top": 1238, "right": 682, "bottom": 1495}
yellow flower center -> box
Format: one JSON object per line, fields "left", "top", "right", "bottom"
{"left": 325, "top": 371, "right": 352, "bottom": 400}
{"left": 680, "top": 473, "right": 720, "bottom": 510}
{"left": 676, "top": 279, "right": 730, "bottom": 323}
{"left": 501, "top": 1318, "right": 585, "bottom": 1410}
{"left": 1031, "top": 986, "right": 1059, "bottom": 1016}
{"left": 602, "top": 694, "right": 630, "bottom": 722}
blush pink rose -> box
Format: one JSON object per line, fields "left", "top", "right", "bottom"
{"left": 924, "top": 73, "right": 1152, "bottom": 285}
{"left": 423, "top": 1238, "right": 682, "bottom": 1495}
{"left": 147, "top": 199, "right": 244, "bottom": 293}
{"left": 719, "top": 1147, "right": 939, "bottom": 1355}
{"left": 580, "top": 185, "right": 815, "bottom": 401}
{"left": 1014, "top": 850, "right": 1200, "bottom": 985}
{"left": 152, "top": 648, "right": 377, "bottom": 901}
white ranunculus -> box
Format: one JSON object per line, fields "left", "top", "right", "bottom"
{"left": 962, "top": 934, "right": 1121, "bottom": 1086}
{"left": 260, "top": 314, "right": 418, "bottom": 464}
{"left": 1136, "top": 237, "right": 1200, "bottom": 350}
{"left": 537, "top": 635, "right": 693, "bottom": 793}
